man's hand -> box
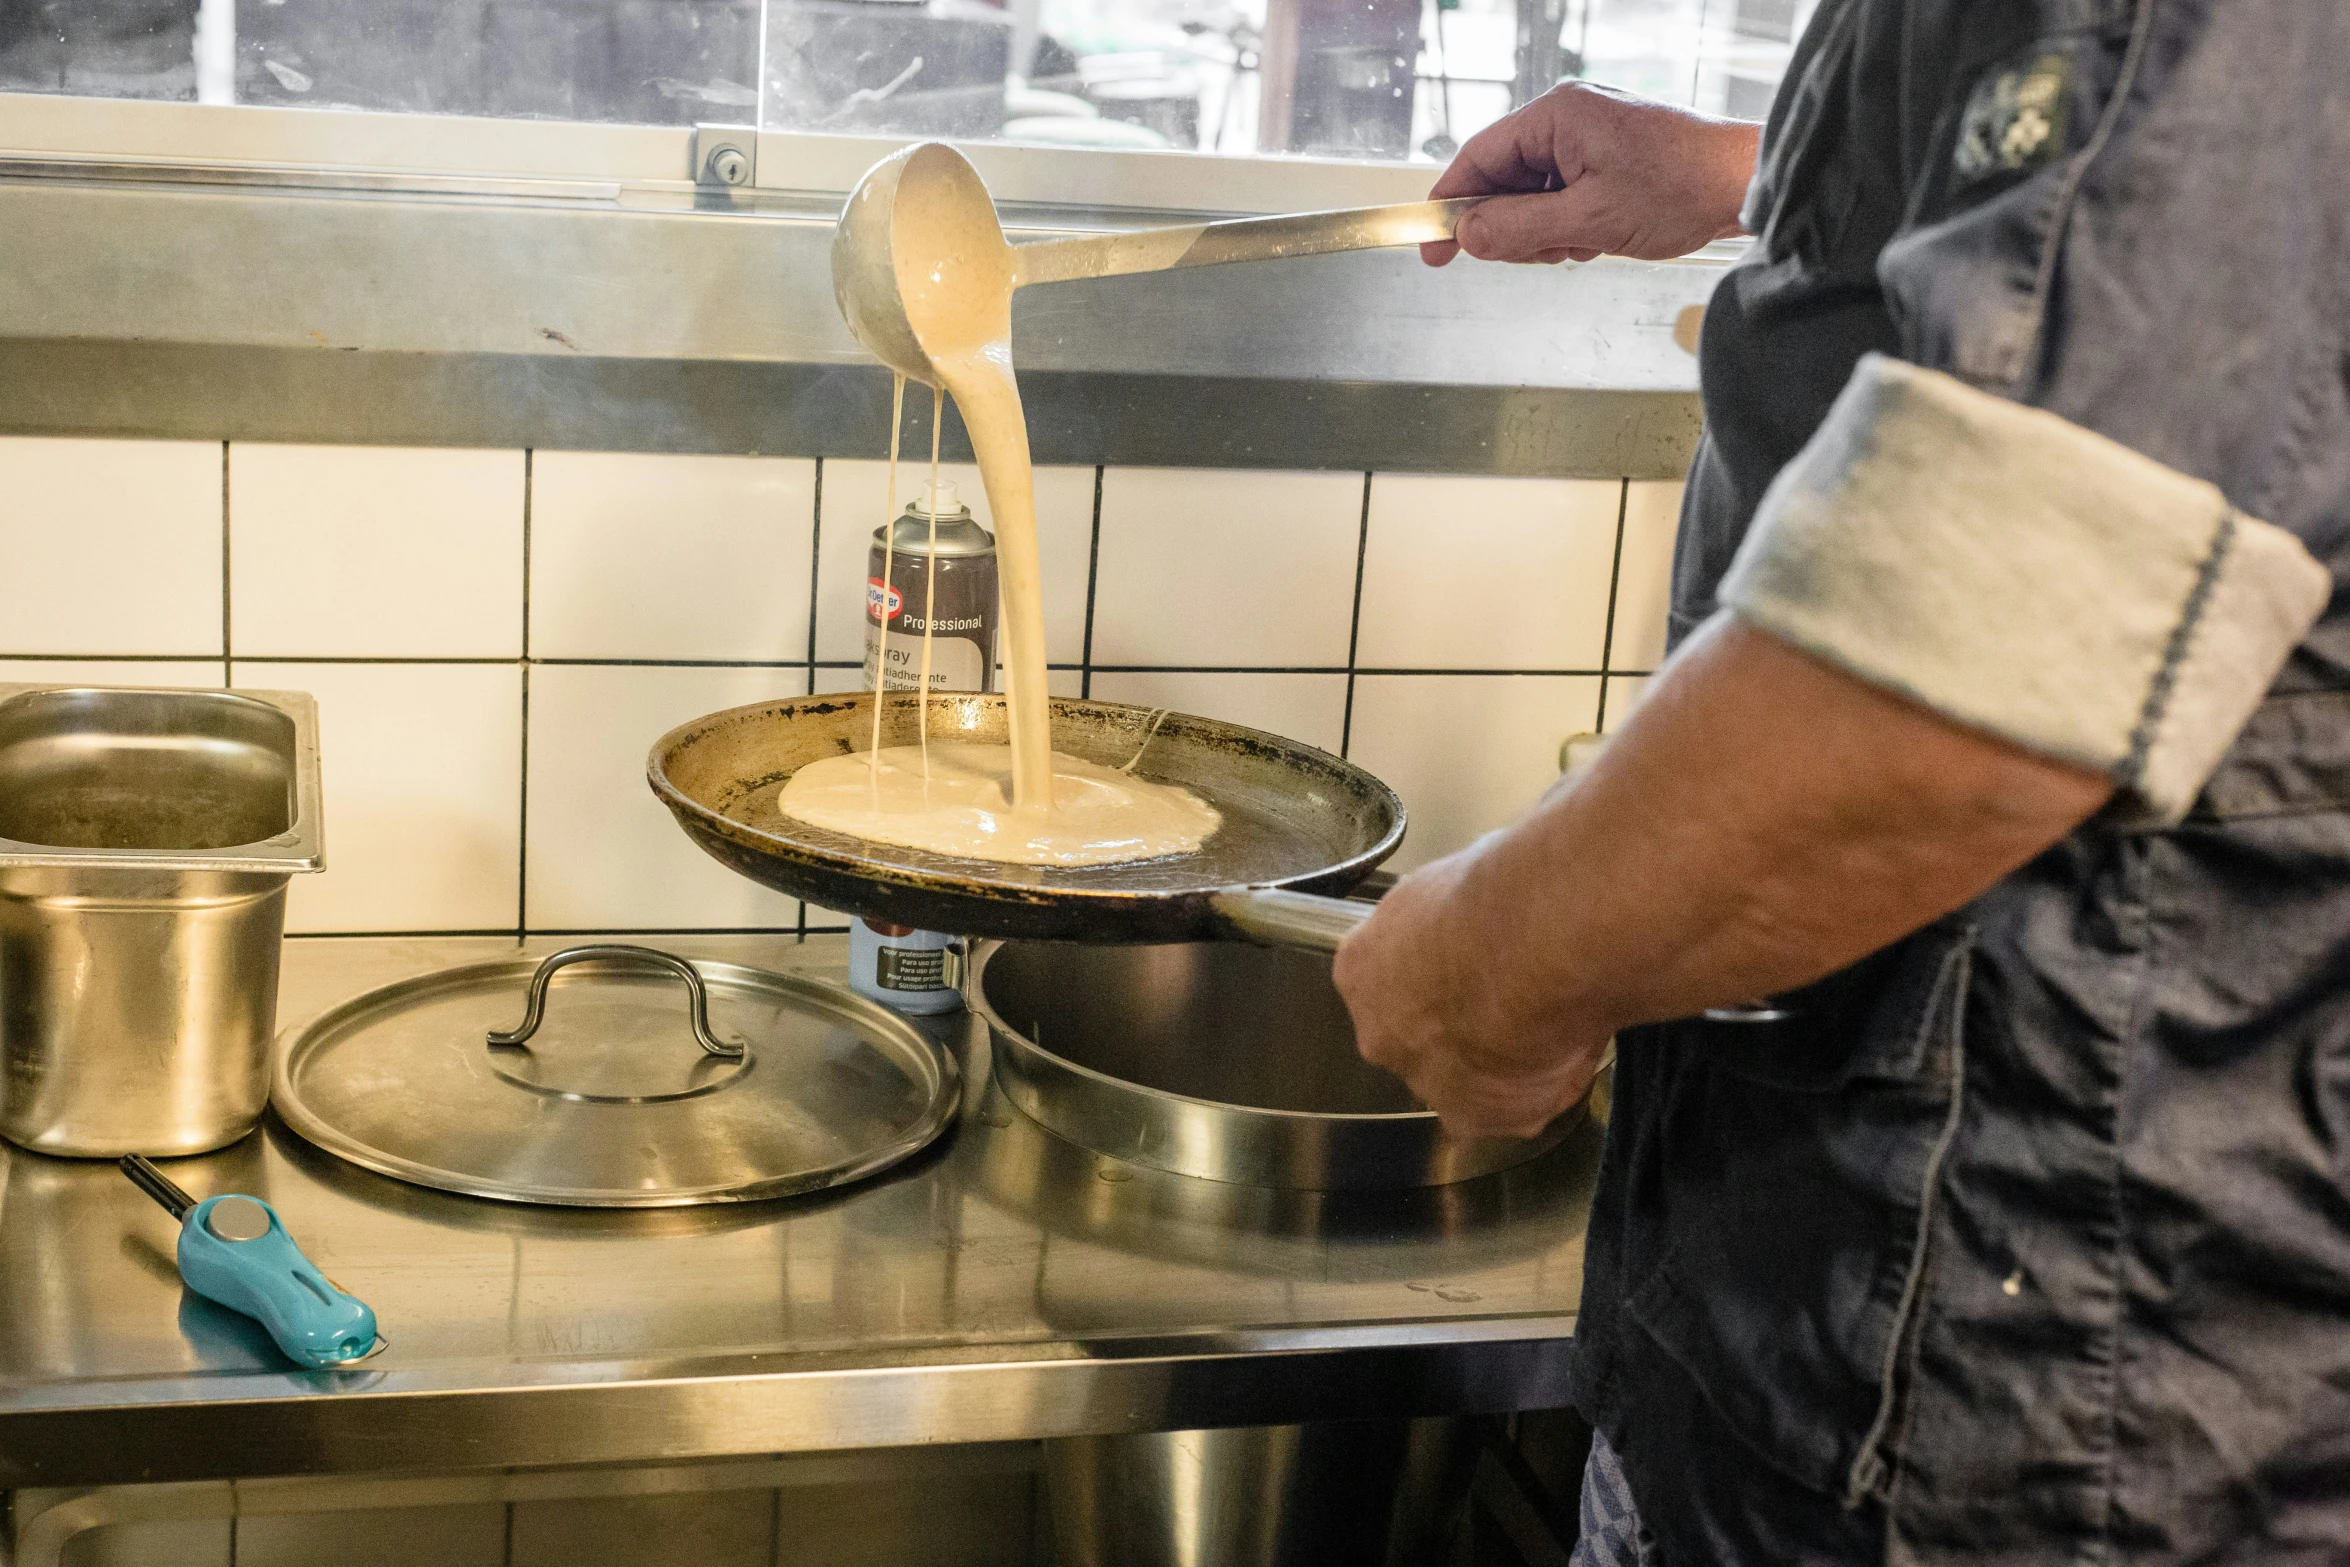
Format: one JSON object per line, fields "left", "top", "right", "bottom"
{"left": 1423, "top": 83, "right": 1761, "bottom": 266}
{"left": 1334, "top": 619, "right": 2115, "bottom": 1138}
{"left": 1331, "top": 836, "right": 1611, "bottom": 1139}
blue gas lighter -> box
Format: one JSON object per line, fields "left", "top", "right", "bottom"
{"left": 120, "top": 1154, "right": 381, "bottom": 1369}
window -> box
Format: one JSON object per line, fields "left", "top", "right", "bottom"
{"left": 1, "top": 0, "right": 1810, "bottom": 168}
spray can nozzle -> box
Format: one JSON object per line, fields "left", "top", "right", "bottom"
{"left": 909, "top": 480, "right": 962, "bottom": 520}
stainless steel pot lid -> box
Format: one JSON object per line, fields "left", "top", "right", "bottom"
{"left": 272, "top": 945, "right": 960, "bottom": 1207}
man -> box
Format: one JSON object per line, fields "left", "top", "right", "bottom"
{"left": 1334, "top": 3, "right": 2350, "bottom": 1562}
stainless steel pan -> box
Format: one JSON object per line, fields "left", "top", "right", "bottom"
{"left": 648, "top": 693, "right": 1397, "bottom": 950}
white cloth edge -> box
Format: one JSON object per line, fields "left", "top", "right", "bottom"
{"left": 1718, "top": 355, "right": 2330, "bottom": 822}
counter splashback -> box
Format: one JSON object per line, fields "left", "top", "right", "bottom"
{"left": 0, "top": 436, "right": 1679, "bottom": 936}
{"left": 0, "top": 153, "right": 1711, "bottom": 477}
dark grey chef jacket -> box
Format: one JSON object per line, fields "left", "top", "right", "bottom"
{"left": 1568, "top": 1, "right": 2350, "bottom": 1562}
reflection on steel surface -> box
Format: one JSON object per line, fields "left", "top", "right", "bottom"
{"left": 0, "top": 935, "right": 1596, "bottom": 1487}
{"left": 1047, "top": 1417, "right": 1475, "bottom": 1567}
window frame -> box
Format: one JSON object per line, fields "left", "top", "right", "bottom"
{"left": 0, "top": 90, "right": 1450, "bottom": 218}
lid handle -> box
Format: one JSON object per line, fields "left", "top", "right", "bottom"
{"left": 487, "top": 945, "right": 747, "bottom": 1061}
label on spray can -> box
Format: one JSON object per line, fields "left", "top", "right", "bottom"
{"left": 849, "top": 920, "right": 964, "bottom": 1014}
{"left": 863, "top": 481, "right": 998, "bottom": 694}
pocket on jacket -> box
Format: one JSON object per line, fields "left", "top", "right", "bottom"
{"left": 1619, "top": 923, "right": 1974, "bottom": 1495}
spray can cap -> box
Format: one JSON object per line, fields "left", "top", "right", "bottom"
{"left": 878, "top": 482, "right": 990, "bottom": 554}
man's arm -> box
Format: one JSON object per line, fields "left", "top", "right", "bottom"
{"left": 1333, "top": 618, "right": 2115, "bottom": 1139}
{"left": 1339, "top": 355, "right": 2328, "bottom": 1137}
{"left": 1420, "top": 83, "right": 1761, "bottom": 266}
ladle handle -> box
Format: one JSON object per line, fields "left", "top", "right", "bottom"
{"left": 487, "top": 945, "right": 746, "bottom": 1060}
{"left": 1012, "top": 197, "right": 1485, "bottom": 289}
{"left": 1207, "top": 887, "right": 1377, "bottom": 954}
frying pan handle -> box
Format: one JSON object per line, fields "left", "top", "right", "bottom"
{"left": 1207, "top": 888, "right": 1377, "bottom": 953}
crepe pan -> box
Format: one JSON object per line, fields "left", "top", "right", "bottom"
{"left": 648, "top": 693, "right": 1398, "bottom": 951}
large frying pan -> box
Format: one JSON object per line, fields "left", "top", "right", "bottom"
{"left": 648, "top": 693, "right": 1399, "bottom": 950}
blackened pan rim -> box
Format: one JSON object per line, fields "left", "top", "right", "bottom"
{"left": 648, "top": 691, "right": 1406, "bottom": 906}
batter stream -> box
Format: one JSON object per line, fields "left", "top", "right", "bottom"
{"left": 782, "top": 150, "right": 1220, "bottom": 867}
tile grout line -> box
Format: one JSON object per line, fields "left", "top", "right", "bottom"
{"left": 801, "top": 458, "right": 823, "bottom": 941}
{"left": 805, "top": 456, "right": 825, "bottom": 700}
{"left": 1339, "top": 471, "right": 1372, "bottom": 758}
{"left": 520, "top": 450, "right": 534, "bottom": 665}
{"left": 1080, "top": 465, "right": 1104, "bottom": 699}
{"left": 288, "top": 926, "right": 807, "bottom": 940}
{"left": 225, "top": 655, "right": 524, "bottom": 665}
{"left": 518, "top": 661, "right": 532, "bottom": 939}
{"left": 219, "top": 440, "right": 233, "bottom": 683}
{"left": 0, "top": 653, "right": 230, "bottom": 663}
{"left": 517, "top": 451, "right": 533, "bottom": 938}
{"left": 1593, "top": 479, "right": 1630, "bottom": 733}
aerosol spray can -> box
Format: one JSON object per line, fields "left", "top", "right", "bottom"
{"left": 850, "top": 481, "right": 997, "bottom": 1015}
{"left": 861, "top": 480, "right": 999, "bottom": 694}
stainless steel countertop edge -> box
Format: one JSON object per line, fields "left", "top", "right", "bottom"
{"left": 0, "top": 1319, "right": 1577, "bottom": 1485}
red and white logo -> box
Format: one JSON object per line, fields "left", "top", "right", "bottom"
{"left": 867, "top": 578, "right": 903, "bottom": 620}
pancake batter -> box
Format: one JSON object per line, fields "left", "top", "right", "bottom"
{"left": 790, "top": 145, "right": 1220, "bottom": 867}
{"left": 784, "top": 743, "right": 1219, "bottom": 867}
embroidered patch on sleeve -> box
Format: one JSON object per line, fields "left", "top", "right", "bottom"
{"left": 1952, "top": 50, "right": 2072, "bottom": 187}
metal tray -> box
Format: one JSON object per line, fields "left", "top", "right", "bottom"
{"left": 272, "top": 946, "right": 959, "bottom": 1207}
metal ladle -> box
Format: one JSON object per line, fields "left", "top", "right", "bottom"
{"left": 831, "top": 140, "right": 1481, "bottom": 384}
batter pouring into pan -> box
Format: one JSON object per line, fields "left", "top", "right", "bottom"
{"left": 778, "top": 143, "right": 1227, "bottom": 867}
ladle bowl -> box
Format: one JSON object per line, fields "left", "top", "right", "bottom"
{"left": 830, "top": 142, "right": 1008, "bottom": 386}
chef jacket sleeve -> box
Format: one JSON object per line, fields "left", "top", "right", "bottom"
{"left": 1714, "top": 3, "right": 2336, "bottom": 824}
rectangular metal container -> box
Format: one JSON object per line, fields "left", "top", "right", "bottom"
{"left": 0, "top": 685, "right": 323, "bottom": 1157}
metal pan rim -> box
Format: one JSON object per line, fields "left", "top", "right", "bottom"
{"left": 270, "top": 955, "right": 961, "bottom": 1208}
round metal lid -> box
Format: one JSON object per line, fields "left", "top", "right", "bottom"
{"left": 272, "top": 946, "right": 960, "bottom": 1207}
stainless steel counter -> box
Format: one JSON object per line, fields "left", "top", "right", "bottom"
{"left": 0, "top": 935, "right": 1594, "bottom": 1489}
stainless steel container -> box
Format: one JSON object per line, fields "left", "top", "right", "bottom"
{"left": 0, "top": 686, "right": 324, "bottom": 1157}
{"left": 971, "top": 939, "right": 1580, "bottom": 1189}
{"left": 1047, "top": 1417, "right": 1474, "bottom": 1567}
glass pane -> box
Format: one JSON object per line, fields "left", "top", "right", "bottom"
{"left": 758, "top": 0, "right": 1812, "bottom": 162}
{"left": 1, "top": 0, "right": 207, "bottom": 102}
{"left": 0, "top": 0, "right": 762, "bottom": 124}
{"left": 0, "top": 0, "right": 1809, "bottom": 158}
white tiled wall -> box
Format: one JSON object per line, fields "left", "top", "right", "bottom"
{"left": 0, "top": 437, "right": 1681, "bottom": 931}
{"left": 1611, "top": 479, "right": 1682, "bottom": 674}
{"left": 1090, "top": 467, "right": 1362, "bottom": 668}
{"left": 1087, "top": 669, "right": 1349, "bottom": 755}
{"left": 230, "top": 444, "right": 526, "bottom": 659}
{"left": 531, "top": 452, "right": 816, "bottom": 663}
{"left": 274, "top": 661, "right": 523, "bottom": 934}
{"left": 0, "top": 437, "right": 224, "bottom": 655}
{"left": 1349, "top": 674, "right": 1604, "bottom": 873}
{"left": 1356, "top": 475, "right": 1621, "bottom": 670}
{"left": 525, "top": 663, "right": 804, "bottom": 931}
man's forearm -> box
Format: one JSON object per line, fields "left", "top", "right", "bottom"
{"left": 1470, "top": 618, "right": 2113, "bottom": 1032}
{"left": 1335, "top": 619, "right": 2114, "bottom": 1136}
{"left": 1341, "top": 363, "right": 2328, "bottom": 1137}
